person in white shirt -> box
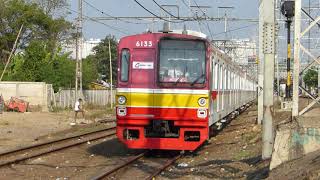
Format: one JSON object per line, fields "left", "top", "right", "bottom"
{"left": 71, "top": 98, "right": 84, "bottom": 125}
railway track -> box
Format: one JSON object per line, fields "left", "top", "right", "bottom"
{"left": 91, "top": 151, "right": 182, "bottom": 180}
{"left": 0, "top": 126, "right": 116, "bottom": 168}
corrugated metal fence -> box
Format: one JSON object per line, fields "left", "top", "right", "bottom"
{"left": 54, "top": 89, "right": 115, "bottom": 108}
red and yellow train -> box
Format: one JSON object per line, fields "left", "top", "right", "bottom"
{"left": 116, "top": 30, "right": 256, "bottom": 150}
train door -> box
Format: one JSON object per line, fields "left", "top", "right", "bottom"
{"left": 130, "top": 48, "right": 155, "bottom": 114}
{"left": 209, "top": 60, "right": 218, "bottom": 125}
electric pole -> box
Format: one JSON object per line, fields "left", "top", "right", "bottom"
{"left": 75, "top": 0, "right": 83, "bottom": 101}
{"left": 257, "top": 2, "right": 264, "bottom": 125}
{"left": 218, "top": 7, "right": 234, "bottom": 40}
{"left": 292, "top": 0, "right": 301, "bottom": 117}
{"left": 108, "top": 40, "right": 113, "bottom": 109}
{"left": 260, "top": 0, "right": 276, "bottom": 160}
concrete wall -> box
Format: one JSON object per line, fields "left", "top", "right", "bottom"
{"left": 0, "top": 81, "right": 48, "bottom": 111}
{"left": 270, "top": 116, "right": 320, "bottom": 170}
{"left": 55, "top": 89, "right": 116, "bottom": 108}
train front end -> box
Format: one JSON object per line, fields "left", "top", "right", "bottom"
{"left": 116, "top": 33, "right": 209, "bottom": 150}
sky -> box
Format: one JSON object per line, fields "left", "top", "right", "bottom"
{"left": 66, "top": 0, "right": 320, "bottom": 64}
{"left": 67, "top": 0, "right": 259, "bottom": 40}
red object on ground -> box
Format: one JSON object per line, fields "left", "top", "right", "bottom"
{"left": 5, "top": 97, "right": 29, "bottom": 112}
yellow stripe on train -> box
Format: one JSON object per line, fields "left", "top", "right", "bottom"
{"left": 116, "top": 92, "right": 209, "bottom": 108}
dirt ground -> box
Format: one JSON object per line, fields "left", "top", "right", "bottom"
{"left": 157, "top": 104, "right": 270, "bottom": 180}
{"left": 1, "top": 105, "right": 266, "bottom": 180}
{"left": 2, "top": 100, "right": 320, "bottom": 179}
{"left": 0, "top": 107, "right": 115, "bottom": 153}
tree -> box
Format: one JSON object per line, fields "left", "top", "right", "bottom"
{"left": 303, "top": 68, "right": 318, "bottom": 88}
{"left": 3, "top": 40, "right": 76, "bottom": 92}
{"left": 0, "top": 1, "right": 101, "bottom": 91}
{"left": 0, "top": 0, "right": 72, "bottom": 64}
{"left": 88, "top": 35, "right": 118, "bottom": 84}
{"left": 32, "top": 0, "right": 68, "bottom": 16}
{"left": 82, "top": 57, "right": 99, "bottom": 89}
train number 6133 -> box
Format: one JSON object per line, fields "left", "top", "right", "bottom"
{"left": 136, "top": 41, "right": 152, "bottom": 47}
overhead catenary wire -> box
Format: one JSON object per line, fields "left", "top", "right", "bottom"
{"left": 180, "top": 0, "right": 214, "bottom": 39}
{"left": 65, "top": 6, "right": 131, "bottom": 35}
{"left": 83, "top": 0, "right": 151, "bottom": 25}
{"left": 133, "top": 0, "right": 185, "bottom": 23}
{"left": 179, "top": 0, "right": 204, "bottom": 33}
{"left": 152, "top": 0, "right": 179, "bottom": 18}
{"left": 211, "top": 23, "right": 258, "bottom": 37}
{"left": 191, "top": 0, "right": 214, "bottom": 40}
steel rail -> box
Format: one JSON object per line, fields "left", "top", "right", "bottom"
{"left": 0, "top": 127, "right": 116, "bottom": 167}
{"left": 0, "top": 126, "right": 116, "bottom": 157}
{"left": 145, "top": 154, "right": 182, "bottom": 180}
{"left": 90, "top": 152, "right": 146, "bottom": 180}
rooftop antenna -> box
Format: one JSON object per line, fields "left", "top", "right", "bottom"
{"left": 159, "top": 22, "right": 172, "bottom": 33}
{"left": 182, "top": 24, "right": 188, "bottom": 35}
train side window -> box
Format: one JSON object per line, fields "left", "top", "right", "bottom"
{"left": 220, "top": 65, "right": 223, "bottom": 90}
{"left": 228, "top": 69, "right": 230, "bottom": 90}
{"left": 219, "top": 64, "right": 222, "bottom": 90}
{"left": 223, "top": 67, "right": 226, "bottom": 90}
{"left": 225, "top": 68, "right": 228, "bottom": 90}
{"left": 231, "top": 72, "right": 234, "bottom": 90}
{"left": 214, "top": 63, "right": 218, "bottom": 90}
{"left": 120, "top": 49, "right": 130, "bottom": 82}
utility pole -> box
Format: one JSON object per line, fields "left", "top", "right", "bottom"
{"left": 108, "top": 40, "right": 113, "bottom": 109}
{"left": 292, "top": 0, "right": 301, "bottom": 117}
{"left": 260, "top": 0, "right": 276, "bottom": 160}
{"left": 218, "top": 7, "right": 234, "bottom": 40}
{"left": 276, "top": 55, "right": 280, "bottom": 99}
{"left": 257, "top": 2, "right": 264, "bottom": 125}
{"left": 75, "top": 0, "right": 83, "bottom": 101}
{"left": 318, "top": 66, "right": 320, "bottom": 96}
{"left": 0, "top": 24, "right": 23, "bottom": 81}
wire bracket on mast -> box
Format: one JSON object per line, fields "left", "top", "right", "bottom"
{"left": 263, "top": 23, "right": 275, "bottom": 54}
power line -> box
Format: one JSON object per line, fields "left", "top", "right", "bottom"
{"left": 133, "top": 0, "right": 185, "bottom": 23}
{"left": 152, "top": 0, "right": 179, "bottom": 18}
{"left": 212, "top": 24, "right": 257, "bottom": 37}
{"left": 90, "top": 16, "right": 258, "bottom": 22}
{"left": 65, "top": 6, "right": 130, "bottom": 35}
{"left": 83, "top": 0, "right": 151, "bottom": 25}
{"left": 191, "top": 0, "right": 214, "bottom": 40}
{"left": 179, "top": 0, "right": 207, "bottom": 36}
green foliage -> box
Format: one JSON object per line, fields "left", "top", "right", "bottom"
{"left": 303, "top": 69, "right": 318, "bottom": 88}
{"left": 86, "top": 35, "right": 118, "bottom": 84}
{"left": 0, "top": 0, "right": 72, "bottom": 63}
{"left": 0, "top": 0, "right": 103, "bottom": 91}
{"left": 2, "top": 40, "right": 75, "bottom": 91}
{"left": 82, "top": 57, "right": 99, "bottom": 89}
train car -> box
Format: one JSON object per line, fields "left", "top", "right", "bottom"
{"left": 116, "top": 30, "right": 256, "bottom": 150}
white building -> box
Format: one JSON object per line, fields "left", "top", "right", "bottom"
{"left": 212, "top": 39, "right": 257, "bottom": 65}
{"left": 63, "top": 38, "right": 101, "bottom": 59}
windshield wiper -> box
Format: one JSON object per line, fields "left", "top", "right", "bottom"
{"left": 174, "top": 77, "right": 183, "bottom": 85}
{"left": 191, "top": 74, "right": 205, "bottom": 86}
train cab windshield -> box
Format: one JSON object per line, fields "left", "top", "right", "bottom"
{"left": 158, "top": 39, "right": 206, "bottom": 86}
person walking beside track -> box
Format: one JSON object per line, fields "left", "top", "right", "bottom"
{"left": 71, "top": 98, "right": 85, "bottom": 126}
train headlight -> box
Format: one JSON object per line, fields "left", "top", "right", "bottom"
{"left": 118, "top": 96, "right": 127, "bottom": 105}
{"left": 198, "top": 98, "right": 207, "bottom": 106}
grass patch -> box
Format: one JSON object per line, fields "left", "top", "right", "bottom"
{"left": 0, "top": 121, "right": 9, "bottom": 126}
{"left": 242, "top": 132, "right": 260, "bottom": 142}
{"left": 84, "top": 104, "right": 115, "bottom": 120}
{"left": 51, "top": 106, "right": 72, "bottom": 112}
{"left": 233, "top": 150, "right": 252, "bottom": 161}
